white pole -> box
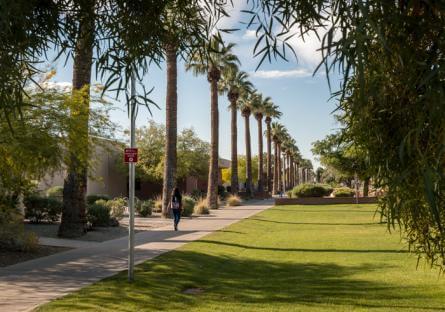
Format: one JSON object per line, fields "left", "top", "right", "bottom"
{"left": 128, "top": 73, "right": 136, "bottom": 282}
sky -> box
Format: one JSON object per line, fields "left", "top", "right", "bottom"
{"left": 49, "top": 2, "right": 342, "bottom": 169}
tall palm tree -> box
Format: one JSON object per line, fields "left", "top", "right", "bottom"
{"left": 252, "top": 94, "right": 273, "bottom": 194}
{"left": 161, "top": 40, "right": 178, "bottom": 218}
{"left": 238, "top": 91, "right": 255, "bottom": 197}
{"left": 263, "top": 103, "right": 281, "bottom": 193}
{"left": 271, "top": 122, "right": 286, "bottom": 195}
{"left": 219, "top": 67, "right": 253, "bottom": 195}
{"left": 186, "top": 34, "right": 239, "bottom": 208}
{"left": 59, "top": 1, "right": 95, "bottom": 238}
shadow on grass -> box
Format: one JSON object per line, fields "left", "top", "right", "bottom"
{"left": 40, "top": 250, "right": 439, "bottom": 312}
{"left": 249, "top": 217, "right": 379, "bottom": 226}
{"left": 195, "top": 240, "right": 409, "bottom": 254}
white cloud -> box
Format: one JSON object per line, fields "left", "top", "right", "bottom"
{"left": 41, "top": 81, "right": 72, "bottom": 91}
{"left": 242, "top": 30, "right": 258, "bottom": 40}
{"left": 250, "top": 68, "right": 311, "bottom": 79}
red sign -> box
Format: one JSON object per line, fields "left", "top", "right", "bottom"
{"left": 124, "top": 148, "right": 138, "bottom": 163}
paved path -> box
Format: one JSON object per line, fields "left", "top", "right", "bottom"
{"left": 0, "top": 200, "right": 273, "bottom": 312}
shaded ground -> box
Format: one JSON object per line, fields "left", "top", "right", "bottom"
{"left": 37, "top": 204, "right": 445, "bottom": 311}
{"left": 0, "top": 246, "right": 70, "bottom": 268}
{"left": 25, "top": 215, "right": 171, "bottom": 242}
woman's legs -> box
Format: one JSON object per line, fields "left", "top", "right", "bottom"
{"left": 173, "top": 210, "right": 181, "bottom": 230}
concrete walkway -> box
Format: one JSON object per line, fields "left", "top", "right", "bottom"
{"left": 0, "top": 200, "right": 273, "bottom": 312}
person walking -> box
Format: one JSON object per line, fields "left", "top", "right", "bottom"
{"left": 170, "top": 187, "right": 182, "bottom": 231}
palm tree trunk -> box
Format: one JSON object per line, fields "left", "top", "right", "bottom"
{"left": 256, "top": 116, "right": 264, "bottom": 193}
{"left": 207, "top": 68, "right": 220, "bottom": 209}
{"left": 161, "top": 45, "right": 178, "bottom": 217}
{"left": 59, "top": 2, "right": 94, "bottom": 238}
{"left": 289, "top": 158, "right": 294, "bottom": 188}
{"left": 272, "top": 140, "right": 278, "bottom": 195}
{"left": 266, "top": 119, "right": 272, "bottom": 192}
{"left": 277, "top": 144, "right": 282, "bottom": 192}
{"left": 244, "top": 113, "right": 253, "bottom": 197}
{"left": 229, "top": 97, "right": 238, "bottom": 195}
{"left": 363, "top": 177, "right": 370, "bottom": 197}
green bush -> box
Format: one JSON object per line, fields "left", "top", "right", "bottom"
{"left": 137, "top": 200, "right": 153, "bottom": 217}
{"left": 24, "top": 195, "right": 62, "bottom": 223}
{"left": 106, "top": 197, "right": 126, "bottom": 220}
{"left": 46, "top": 186, "right": 63, "bottom": 200}
{"left": 0, "top": 201, "right": 38, "bottom": 252}
{"left": 86, "top": 194, "right": 110, "bottom": 205}
{"left": 333, "top": 187, "right": 355, "bottom": 197}
{"left": 87, "top": 200, "right": 111, "bottom": 227}
{"left": 181, "top": 196, "right": 196, "bottom": 217}
{"left": 292, "top": 183, "right": 333, "bottom": 198}
{"left": 286, "top": 191, "right": 293, "bottom": 198}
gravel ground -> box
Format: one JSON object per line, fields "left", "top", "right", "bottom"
{"left": 0, "top": 246, "right": 70, "bottom": 268}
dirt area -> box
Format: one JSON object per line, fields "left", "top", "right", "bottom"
{"left": 0, "top": 245, "right": 70, "bottom": 268}
{"left": 25, "top": 214, "right": 172, "bottom": 243}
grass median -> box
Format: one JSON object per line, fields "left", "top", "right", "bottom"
{"left": 38, "top": 204, "right": 445, "bottom": 311}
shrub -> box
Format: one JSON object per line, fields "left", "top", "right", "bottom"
{"left": 87, "top": 200, "right": 111, "bottom": 227}
{"left": 227, "top": 195, "right": 242, "bottom": 206}
{"left": 46, "top": 186, "right": 63, "bottom": 200}
{"left": 24, "top": 195, "right": 62, "bottom": 223}
{"left": 194, "top": 198, "right": 209, "bottom": 215}
{"left": 0, "top": 200, "right": 39, "bottom": 252}
{"left": 190, "top": 189, "right": 204, "bottom": 201}
{"left": 153, "top": 195, "right": 162, "bottom": 213}
{"left": 286, "top": 191, "right": 293, "bottom": 198}
{"left": 106, "top": 197, "right": 126, "bottom": 220}
{"left": 137, "top": 200, "right": 153, "bottom": 217}
{"left": 181, "top": 196, "right": 195, "bottom": 217}
{"left": 292, "top": 183, "right": 333, "bottom": 198}
{"left": 333, "top": 187, "right": 355, "bottom": 197}
{"left": 86, "top": 194, "right": 110, "bottom": 205}
{"left": 319, "top": 184, "right": 334, "bottom": 195}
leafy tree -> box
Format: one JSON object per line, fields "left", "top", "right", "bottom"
{"left": 129, "top": 122, "right": 210, "bottom": 186}
{"left": 312, "top": 132, "right": 370, "bottom": 193}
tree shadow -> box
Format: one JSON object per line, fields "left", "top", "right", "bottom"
{"left": 41, "top": 250, "right": 442, "bottom": 311}
{"left": 249, "top": 217, "right": 379, "bottom": 226}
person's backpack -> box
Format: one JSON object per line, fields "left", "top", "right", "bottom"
{"left": 172, "top": 196, "right": 180, "bottom": 209}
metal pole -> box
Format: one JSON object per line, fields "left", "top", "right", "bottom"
{"left": 128, "top": 73, "right": 136, "bottom": 282}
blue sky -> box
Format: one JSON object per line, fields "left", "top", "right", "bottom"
{"left": 49, "top": 2, "right": 342, "bottom": 169}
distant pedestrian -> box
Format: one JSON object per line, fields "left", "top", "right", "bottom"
{"left": 170, "top": 187, "right": 182, "bottom": 231}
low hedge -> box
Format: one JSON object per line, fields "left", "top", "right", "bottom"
{"left": 137, "top": 200, "right": 153, "bottom": 217}
{"left": 24, "top": 195, "right": 62, "bottom": 223}
{"left": 333, "top": 187, "right": 355, "bottom": 197}
{"left": 86, "top": 194, "right": 110, "bottom": 205}
{"left": 292, "top": 183, "right": 333, "bottom": 198}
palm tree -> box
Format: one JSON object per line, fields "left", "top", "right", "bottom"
{"left": 161, "top": 41, "right": 179, "bottom": 218}
{"left": 59, "top": 2, "right": 95, "bottom": 238}
{"left": 186, "top": 34, "right": 239, "bottom": 208}
{"left": 252, "top": 94, "right": 273, "bottom": 194}
{"left": 238, "top": 91, "right": 255, "bottom": 197}
{"left": 263, "top": 103, "right": 281, "bottom": 193}
{"left": 271, "top": 122, "right": 286, "bottom": 195}
{"left": 219, "top": 67, "right": 253, "bottom": 195}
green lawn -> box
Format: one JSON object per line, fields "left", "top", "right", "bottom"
{"left": 38, "top": 204, "right": 445, "bottom": 311}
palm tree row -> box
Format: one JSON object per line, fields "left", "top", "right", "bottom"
{"left": 162, "top": 34, "right": 312, "bottom": 212}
